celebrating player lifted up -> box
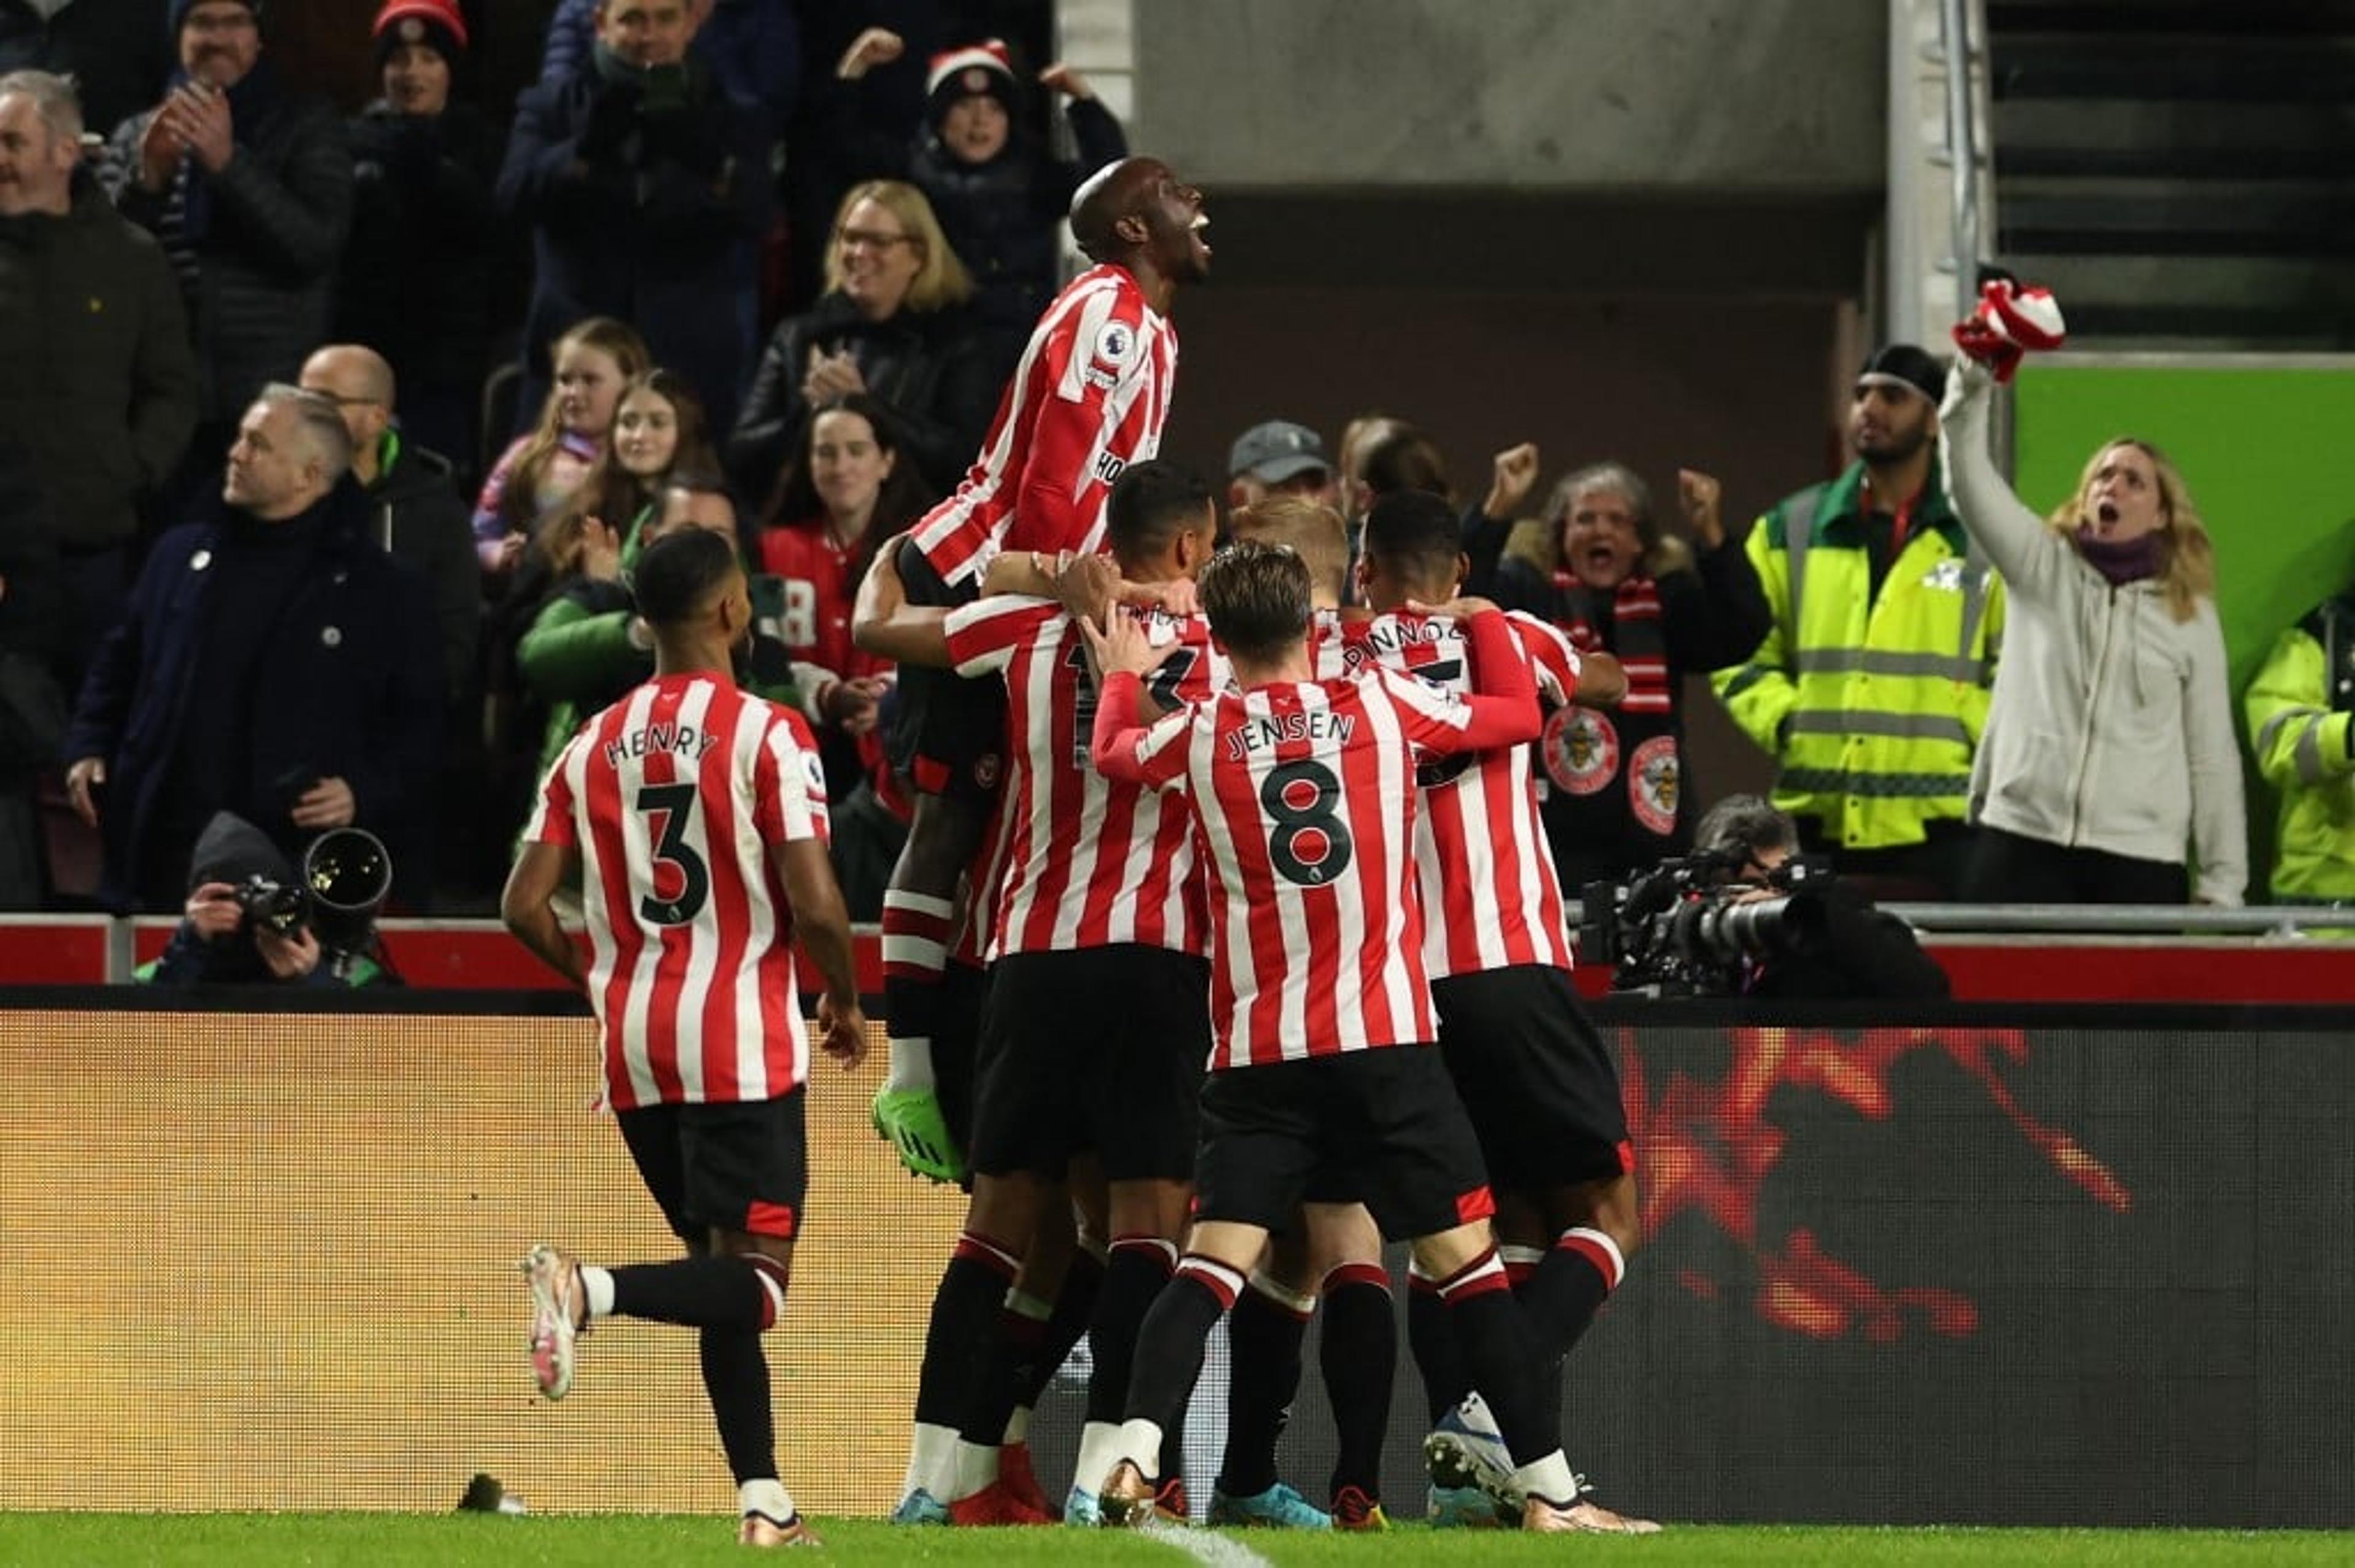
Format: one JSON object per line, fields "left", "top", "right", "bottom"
{"left": 867, "top": 155, "right": 1210, "bottom": 1184}
{"left": 1079, "top": 541, "right": 1611, "bottom": 1533}
{"left": 501, "top": 527, "right": 865, "bottom": 1550}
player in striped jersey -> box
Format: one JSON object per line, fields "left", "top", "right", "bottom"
{"left": 1082, "top": 541, "right": 1605, "bottom": 1534}
{"left": 867, "top": 156, "right": 1209, "bottom": 1188}
{"left": 860, "top": 462, "right": 1223, "bottom": 1526}
{"left": 501, "top": 528, "right": 865, "bottom": 1550}
{"left": 1346, "top": 490, "right": 1654, "bottom": 1534}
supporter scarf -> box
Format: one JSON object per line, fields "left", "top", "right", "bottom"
{"left": 591, "top": 41, "right": 697, "bottom": 113}
{"left": 166, "top": 57, "right": 284, "bottom": 243}
{"left": 2072, "top": 525, "right": 2164, "bottom": 587}
{"left": 1550, "top": 570, "right": 1672, "bottom": 714}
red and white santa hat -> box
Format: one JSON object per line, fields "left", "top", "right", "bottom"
{"left": 925, "top": 39, "right": 1017, "bottom": 124}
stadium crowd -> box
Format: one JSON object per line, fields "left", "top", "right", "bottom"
{"left": 5, "top": 0, "right": 2355, "bottom": 1548}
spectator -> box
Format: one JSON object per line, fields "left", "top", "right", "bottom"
{"left": 539, "top": 0, "right": 802, "bottom": 143}
{"left": 727, "top": 178, "right": 992, "bottom": 499}
{"left": 517, "top": 471, "right": 791, "bottom": 781}
{"left": 1493, "top": 461, "right": 1772, "bottom": 893}
{"left": 2246, "top": 576, "right": 2355, "bottom": 901}
{"left": 499, "top": 0, "right": 770, "bottom": 443}
{"left": 833, "top": 31, "right": 1126, "bottom": 369}
{"left": 0, "top": 68, "right": 197, "bottom": 690}
{"left": 63, "top": 384, "right": 440, "bottom": 913}
{"left": 756, "top": 392, "right": 933, "bottom": 914}
{"left": 1940, "top": 354, "right": 2244, "bottom": 904}
{"left": 533, "top": 368, "right": 718, "bottom": 600}
{"left": 1334, "top": 411, "right": 1405, "bottom": 527}
{"left": 1711, "top": 345, "right": 2003, "bottom": 900}
{"left": 0, "top": 0, "right": 170, "bottom": 142}
{"left": 136, "top": 811, "right": 394, "bottom": 986}
{"left": 0, "top": 443, "right": 68, "bottom": 908}
{"left": 104, "top": 0, "right": 352, "bottom": 474}
{"left": 337, "top": 0, "right": 501, "bottom": 479}
{"left": 472, "top": 315, "right": 648, "bottom": 586}
{"left": 298, "top": 344, "right": 477, "bottom": 713}
{"left": 1225, "top": 419, "right": 1334, "bottom": 511}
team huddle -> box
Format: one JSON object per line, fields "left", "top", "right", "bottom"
{"left": 500, "top": 155, "right": 1656, "bottom": 1546}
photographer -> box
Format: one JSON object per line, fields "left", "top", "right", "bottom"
{"left": 1689, "top": 795, "right": 1948, "bottom": 1001}
{"left": 138, "top": 812, "right": 394, "bottom": 987}
{"left": 1595, "top": 794, "right": 1948, "bottom": 1000}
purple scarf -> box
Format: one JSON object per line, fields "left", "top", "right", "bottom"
{"left": 2074, "top": 525, "right": 2163, "bottom": 587}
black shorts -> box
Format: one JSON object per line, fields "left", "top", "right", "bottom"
{"left": 1193, "top": 1047, "right": 1496, "bottom": 1240}
{"left": 888, "top": 538, "right": 1006, "bottom": 806}
{"left": 1431, "top": 965, "right": 1634, "bottom": 1192}
{"left": 970, "top": 945, "right": 1210, "bottom": 1184}
{"left": 935, "top": 959, "right": 990, "bottom": 1187}
{"left": 616, "top": 1090, "right": 808, "bottom": 1245}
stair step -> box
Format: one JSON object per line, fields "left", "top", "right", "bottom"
{"left": 1990, "top": 1, "right": 2355, "bottom": 38}
{"left": 1994, "top": 35, "right": 2355, "bottom": 102}
{"left": 1997, "top": 144, "right": 2355, "bottom": 180}
{"left": 1993, "top": 96, "right": 2355, "bottom": 156}
{"left": 1997, "top": 179, "right": 2355, "bottom": 258}
{"left": 1994, "top": 251, "right": 2355, "bottom": 312}
{"left": 2050, "top": 304, "right": 2355, "bottom": 350}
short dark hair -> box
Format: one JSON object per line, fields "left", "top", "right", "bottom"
{"left": 1106, "top": 460, "right": 1212, "bottom": 567}
{"left": 1199, "top": 540, "right": 1311, "bottom": 665}
{"left": 1694, "top": 794, "right": 1798, "bottom": 864}
{"left": 634, "top": 526, "right": 738, "bottom": 629}
{"left": 1361, "top": 489, "right": 1461, "bottom": 586}
{"left": 1361, "top": 427, "right": 1450, "bottom": 502}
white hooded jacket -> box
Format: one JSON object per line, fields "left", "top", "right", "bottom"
{"left": 1938, "top": 359, "right": 2246, "bottom": 903}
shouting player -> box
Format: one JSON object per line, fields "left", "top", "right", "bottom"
{"left": 866, "top": 156, "right": 1209, "bottom": 1185}
{"left": 502, "top": 527, "right": 865, "bottom": 1550}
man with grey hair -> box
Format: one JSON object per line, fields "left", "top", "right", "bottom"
{"left": 0, "top": 67, "right": 197, "bottom": 689}
{"left": 64, "top": 384, "right": 440, "bottom": 912}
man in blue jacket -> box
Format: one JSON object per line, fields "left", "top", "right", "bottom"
{"left": 63, "top": 385, "right": 440, "bottom": 912}
{"left": 500, "top": 0, "right": 771, "bottom": 440}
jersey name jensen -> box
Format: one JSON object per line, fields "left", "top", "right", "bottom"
{"left": 603, "top": 722, "right": 722, "bottom": 769}
{"left": 1225, "top": 709, "right": 1358, "bottom": 760}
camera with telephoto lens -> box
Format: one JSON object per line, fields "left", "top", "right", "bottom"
{"left": 226, "top": 829, "right": 393, "bottom": 954}
{"left": 1580, "top": 849, "right": 1835, "bottom": 997}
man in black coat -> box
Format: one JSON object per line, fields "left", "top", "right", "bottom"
{"left": 102, "top": 0, "right": 352, "bottom": 475}
{"left": 63, "top": 386, "right": 440, "bottom": 913}
{"left": 499, "top": 0, "right": 770, "bottom": 442}
{"left": 0, "top": 69, "right": 198, "bottom": 690}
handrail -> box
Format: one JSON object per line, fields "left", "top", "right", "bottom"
{"left": 1888, "top": 902, "right": 2355, "bottom": 938}
{"left": 1939, "top": 0, "right": 1985, "bottom": 284}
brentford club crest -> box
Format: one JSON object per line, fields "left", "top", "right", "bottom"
{"left": 1628, "top": 734, "right": 1680, "bottom": 836}
{"left": 1542, "top": 706, "right": 1617, "bottom": 797}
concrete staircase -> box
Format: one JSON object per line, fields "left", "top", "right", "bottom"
{"left": 1989, "top": 0, "right": 2355, "bottom": 350}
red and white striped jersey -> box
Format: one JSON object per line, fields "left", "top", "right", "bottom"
{"left": 1093, "top": 644, "right": 1539, "bottom": 1069}
{"left": 946, "top": 595, "right": 1225, "bottom": 958}
{"left": 525, "top": 674, "right": 830, "bottom": 1110}
{"left": 1318, "top": 610, "right": 1585, "bottom": 977}
{"left": 909, "top": 264, "right": 1178, "bottom": 589}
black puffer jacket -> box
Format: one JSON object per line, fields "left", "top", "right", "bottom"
{"left": 726, "top": 289, "right": 996, "bottom": 500}
{"left": 0, "top": 0, "right": 170, "bottom": 135}
{"left": 360, "top": 437, "right": 480, "bottom": 706}
{"left": 0, "top": 175, "right": 197, "bottom": 551}
{"left": 105, "top": 64, "right": 353, "bottom": 424}
{"left": 337, "top": 100, "right": 502, "bottom": 399}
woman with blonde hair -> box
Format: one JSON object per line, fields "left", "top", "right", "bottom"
{"left": 1940, "top": 354, "right": 2245, "bottom": 903}
{"left": 727, "top": 179, "right": 995, "bottom": 498}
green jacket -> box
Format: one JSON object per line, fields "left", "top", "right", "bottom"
{"left": 1713, "top": 460, "right": 2005, "bottom": 850}
{"left": 2245, "top": 599, "right": 2355, "bottom": 900}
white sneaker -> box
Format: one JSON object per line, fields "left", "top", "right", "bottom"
{"left": 519, "top": 1245, "right": 586, "bottom": 1401}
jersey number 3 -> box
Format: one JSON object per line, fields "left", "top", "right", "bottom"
{"left": 1263, "top": 758, "right": 1353, "bottom": 887}
{"left": 637, "top": 782, "right": 710, "bottom": 925}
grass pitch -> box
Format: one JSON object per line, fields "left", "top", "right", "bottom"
{"left": 0, "top": 1515, "right": 2348, "bottom": 1567}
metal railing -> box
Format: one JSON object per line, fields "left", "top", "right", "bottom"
{"left": 1939, "top": 0, "right": 1985, "bottom": 291}
{"left": 1890, "top": 903, "right": 2355, "bottom": 939}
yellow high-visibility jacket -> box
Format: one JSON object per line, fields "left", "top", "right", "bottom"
{"left": 1713, "top": 461, "right": 2005, "bottom": 851}
{"left": 2245, "top": 600, "right": 2355, "bottom": 900}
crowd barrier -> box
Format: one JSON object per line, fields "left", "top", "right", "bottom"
{"left": 2, "top": 995, "right": 2346, "bottom": 1525}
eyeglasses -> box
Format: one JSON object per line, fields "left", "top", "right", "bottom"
{"left": 183, "top": 9, "right": 259, "bottom": 33}
{"left": 836, "top": 227, "right": 914, "bottom": 251}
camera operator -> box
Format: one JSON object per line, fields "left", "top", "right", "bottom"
{"left": 1693, "top": 795, "right": 1949, "bottom": 1000}
{"left": 137, "top": 811, "right": 393, "bottom": 986}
